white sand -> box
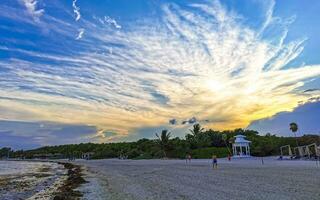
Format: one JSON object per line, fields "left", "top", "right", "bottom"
{"left": 77, "top": 157, "right": 320, "bottom": 200}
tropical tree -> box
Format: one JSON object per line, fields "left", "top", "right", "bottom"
{"left": 187, "top": 124, "right": 210, "bottom": 148}
{"left": 289, "top": 122, "right": 299, "bottom": 147}
{"left": 222, "top": 133, "right": 232, "bottom": 155}
{"left": 0, "top": 147, "right": 12, "bottom": 158}
{"left": 289, "top": 122, "right": 298, "bottom": 133}
{"left": 155, "top": 130, "right": 172, "bottom": 158}
{"left": 189, "top": 124, "right": 205, "bottom": 137}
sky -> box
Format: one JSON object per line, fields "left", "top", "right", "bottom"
{"left": 0, "top": 0, "right": 320, "bottom": 149}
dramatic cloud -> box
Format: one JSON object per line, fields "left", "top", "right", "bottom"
{"left": 182, "top": 117, "right": 197, "bottom": 125}
{"left": 0, "top": 120, "right": 97, "bottom": 149}
{"left": 170, "top": 117, "right": 209, "bottom": 126}
{"left": 1, "top": 0, "right": 320, "bottom": 145}
{"left": 247, "top": 101, "right": 320, "bottom": 136}
{"left": 169, "top": 119, "right": 177, "bottom": 125}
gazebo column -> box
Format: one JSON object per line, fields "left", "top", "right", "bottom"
{"left": 233, "top": 135, "right": 252, "bottom": 157}
{"left": 232, "top": 146, "right": 235, "bottom": 156}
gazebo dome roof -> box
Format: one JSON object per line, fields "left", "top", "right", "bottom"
{"left": 234, "top": 135, "right": 251, "bottom": 143}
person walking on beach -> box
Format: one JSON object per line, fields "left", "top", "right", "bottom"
{"left": 212, "top": 155, "right": 218, "bottom": 169}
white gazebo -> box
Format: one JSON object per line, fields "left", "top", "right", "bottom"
{"left": 232, "top": 135, "right": 251, "bottom": 157}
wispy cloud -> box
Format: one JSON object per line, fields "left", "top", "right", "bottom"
{"left": 20, "top": 0, "right": 44, "bottom": 22}
{"left": 93, "top": 15, "right": 122, "bottom": 29}
{"left": 72, "top": 0, "right": 81, "bottom": 21}
{"left": 76, "top": 28, "right": 85, "bottom": 40}
{"left": 1, "top": 0, "right": 320, "bottom": 143}
{"left": 104, "top": 16, "right": 121, "bottom": 29}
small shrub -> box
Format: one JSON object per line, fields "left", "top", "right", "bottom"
{"left": 133, "top": 153, "right": 153, "bottom": 159}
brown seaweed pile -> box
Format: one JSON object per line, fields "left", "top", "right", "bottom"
{"left": 53, "top": 162, "right": 87, "bottom": 200}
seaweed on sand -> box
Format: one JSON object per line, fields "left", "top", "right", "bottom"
{"left": 53, "top": 162, "right": 87, "bottom": 200}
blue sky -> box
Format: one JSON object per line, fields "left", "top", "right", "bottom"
{"left": 0, "top": 0, "right": 320, "bottom": 149}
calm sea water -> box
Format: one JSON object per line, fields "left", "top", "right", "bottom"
{"left": 0, "top": 161, "right": 46, "bottom": 175}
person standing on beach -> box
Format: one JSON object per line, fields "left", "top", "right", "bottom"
{"left": 186, "top": 154, "right": 192, "bottom": 164}
{"left": 212, "top": 155, "right": 218, "bottom": 169}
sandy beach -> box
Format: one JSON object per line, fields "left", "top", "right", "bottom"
{"left": 0, "top": 161, "right": 86, "bottom": 200}
{"left": 77, "top": 158, "right": 320, "bottom": 200}
{"left": 1, "top": 158, "right": 319, "bottom": 199}
{"left": 0, "top": 161, "right": 67, "bottom": 200}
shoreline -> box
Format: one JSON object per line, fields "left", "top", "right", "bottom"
{"left": 0, "top": 160, "right": 87, "bottom": 200}
{"left": 53, "top": 162, "right": 87, "bottom": 200}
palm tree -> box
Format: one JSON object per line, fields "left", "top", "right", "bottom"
{"left": 188, "top": 124, "right": 208, "bottom": 148}
{"left": 222, "top": 133, "right": 232, "bottom": 155}
{"left": 189, "top": 124, "right": 204, "bottom": 137}
{"left": 289, "top": 122, "right": 299, "bottom": 147}
{"left": 156, "top": 130, "right": 172, "bottom": 158}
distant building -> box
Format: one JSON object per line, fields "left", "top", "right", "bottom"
{"left": 82, "top": 152, "right": 94, "bottom": 160}
{"left": 232, "top": 135, "right": 251, "bottom": 157}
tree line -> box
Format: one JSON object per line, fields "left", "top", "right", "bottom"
{"left": 1, "top": 124, "right": 319, "bottom": 159}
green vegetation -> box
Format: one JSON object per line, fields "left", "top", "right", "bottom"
{"left": 290, "top": 122, "right": 300, "bottom": 147}
{"left": 289, "top": 122, "right": 298, "bottom": 133}
{"left": 2, "top": 126, "right": 320, "bottom": 160}
{"left": 191, "top": 147, "right": 229, "bottom": 158}
{"left": 155, "top": 129, "right": 172, "bottom": 157}
{"left": 0, "top": 147, "right": 13, "bottom": 158}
